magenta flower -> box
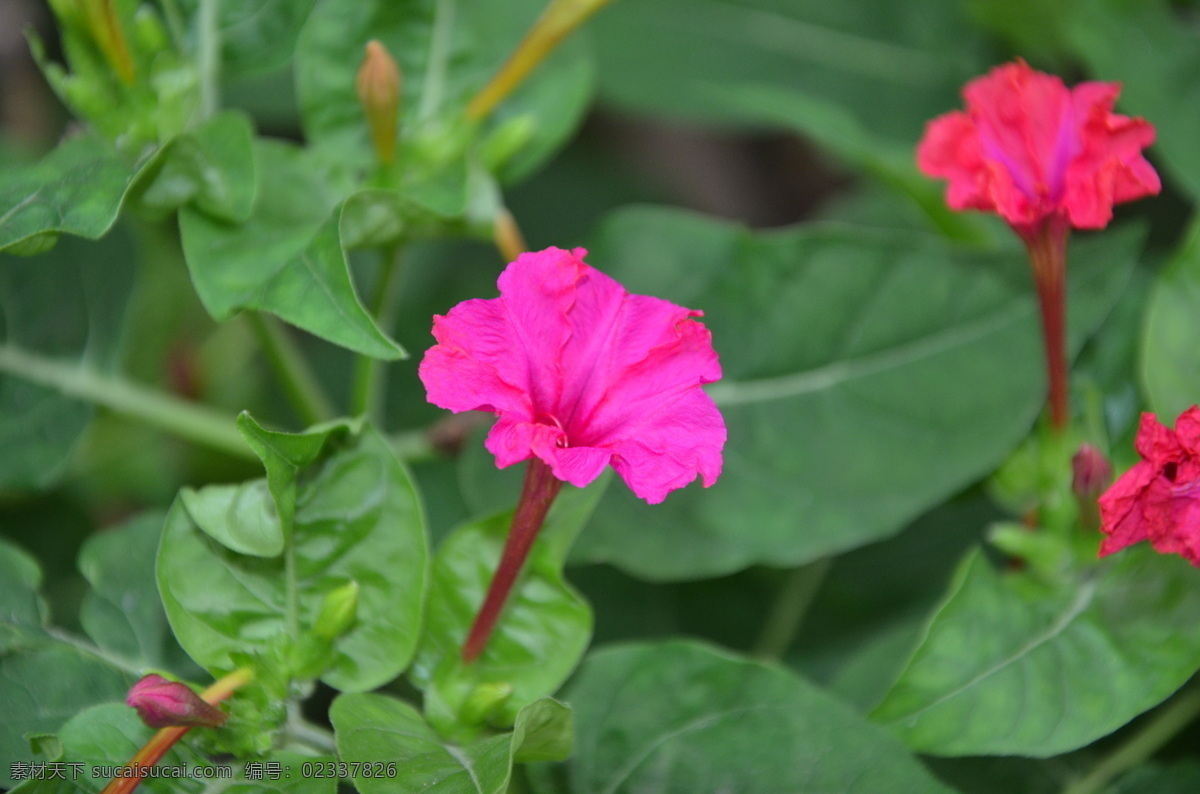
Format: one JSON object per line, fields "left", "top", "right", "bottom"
{"left": 917, "top": 59, "right": 1160, "bottom": 232}
{"left": 419, "top": 246, "right": 725, "bottom": 504}
{"left": 126, "top": 674, "right": 228, "bottom": 729}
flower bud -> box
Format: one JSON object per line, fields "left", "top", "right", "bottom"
{"left": 126, "top": 674, "right": 228, "bottom": 729}
{"left": 1072, "top": 444, "right": 1112, "bottom": 500}
{"left": 314, "top": 580, "right": 360, "bottom": 640}
{"left": 356, "top": 40, "right": 402, "bottom": 165}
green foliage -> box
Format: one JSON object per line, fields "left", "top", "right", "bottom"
{"left": 1142, "top": 218, "right": 1200, "bottom": 419}
{"left": 158, "top": 422, "right": 428, "bottom": 691}
{"left": 555, "top": 208, "right": 1139, "bottom": 580}
{"left": 332, "top": 692, "right": 573, "bottom": 794}
{"left": 548, "top": 641, "right": 954, "bottom": 794}
{"left": 873, "top": 546, "right": 1200, "bottom": 756}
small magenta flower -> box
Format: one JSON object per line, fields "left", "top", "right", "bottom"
{"left": 917, "top": 60, "right": 1160, "bottom": 431}
{"left": 420, "top": 246, "right": 725, "bottom": 659}
{"left": 126, "top": 674, "right": 228, "bottom": 729}
{"left": 1099, "top": 407, "right": 1200, "bottom": 565}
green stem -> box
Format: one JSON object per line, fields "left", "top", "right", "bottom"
{"left": 418, "top": 0, "right": 457, "bottom": 121}
{"left": 287, "top": 717, "right": 338, "bottom": 754}
{"left": 350, "top": 248, "right": 405, "bottom": 423}
{"left": 197, "top": 0, "right": 220, "bottom": 120}
{"left": 753, "top": 558, "right": 832, "bottom": 662}
{"left": 245, "top": 313, "right": 335, "bottom": 427}
{"left": 0, "top": 344, "right": 253, "bottom": 460}
{"left": 158, "top": 0, "right": 187, "bottom": 49}
{"left": 1062, "top": 683, "right": 1200, "bottom": 794}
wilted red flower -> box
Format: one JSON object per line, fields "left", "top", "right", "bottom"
{"left": 1099, "top": 407, "right": 1200, "bottom": 564}
{"left": 419, "top": 246, "right": 725, "bottom": 504}
{"left": 126, "top": 674, "right": 228, "bottom": 729}
{"left": 917, "top": 59, "right": 1160, "bottom": 232}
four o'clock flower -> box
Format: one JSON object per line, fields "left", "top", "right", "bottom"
{"left": 420, "top": 246, "right": 726, "bottom": 660}
{"left": 1099, "top": 407, "right": 1200, "bottom": 565}
{"left": 918, "top": 60, "right": 1159, "bottom": 431}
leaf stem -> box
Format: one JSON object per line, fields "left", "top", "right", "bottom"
{"left": 418, "top": 0, "right": 457, "bottom": 121}
{"left": 493, "top": 208, "right": 528, "bottom": 262}
{"left": 350, "top": 247, "right": 405, "bottom": 423}
{"left": 100, "top": 668, "right": 252, "bottom": 794}
{"left": 753, "top": 558, "right": 832, "bottom": 662}
{"left": 287, "top": 717, "right": 338, "bottom": 754}
{"left": 245, "top": 313, "right": 336, "bottom": 426}
{"left": 463, "top": 457, "right": 563, "bottom": 662}
{"left": 196, "top": 0, "right": 221, "bottom": 120}
{"left": 466, "top": 0, "right": 617, "bottom": 121}
{"left": 1061, "top": 682, "right": 1200, "bottom": 794}
{"left": 0, "top": 344, "right": 254, "bottom": 460}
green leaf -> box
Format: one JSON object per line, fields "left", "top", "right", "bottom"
{"left": 871, "top": 546, "right": 1200, "bottom": 756}
{"left": 331, "top": 692, "right": 572, "bottom": 794}
{"left": 591, "top": 0, "right": 986, "bottom": 143}
{"left": 467, "top": 208, "right": 1145, "bottom": 579}
{"left": 294, "top": 0, "right": 593, "bottom": 182}
{"left": 222, "top": 752, "right": 338, "bottom": 793}
{"left": 126, "top": 110, "right": 257, "bottom": 222}
{"left": 554, "top": 640, "right": 953, "bottom": 794}
{"left": 0, "top": 136, "right": 134, "bottom": 253}
{"left": 410, "top": 479, "right": 604, "bottom": 737}
{"left": 1107, "top": 761, "right": 1200, "bottom": 794}
{"left": 78, "top": 512, "right": 193, "bottom": 670}
{"left": 0, "top": 229, "right": 137, "bottom": 490}
{"left": 1066, "top": 0, "right": 1200, "bottom": 198}
{"left": 550, "top": 208, "right": 1139, "bottom": 580}
{"left": 178, "top": 139, "right": 405, "bottom": 359}
{"left": 157, "top": 426, "right": 428, "bottom": 691}
{"left": 1142, "top": 217, "right": 1200, "bottom": 420}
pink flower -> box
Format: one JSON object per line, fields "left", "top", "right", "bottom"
{"left": 917, "top": 60, "right": 1160, "bottom": 231}
{"left": 1099, "top": 407, "right": 1200, "bottom": 565}
{"left": 419, "top": 247, "right": 725, "bottom": 504}
{"left": 126, "top": 674, "right": 228, "bottom": 729}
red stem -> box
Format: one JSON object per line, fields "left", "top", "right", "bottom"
{"left": 463, "top": 458, "right": 563, "bottom": 662}
{"left": 1021, "top": 216, "right": 1070, "bottom": 432}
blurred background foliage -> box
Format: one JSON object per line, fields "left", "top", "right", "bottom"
{"left": 4, "top": 0, "right": 1200, "bottom": 790}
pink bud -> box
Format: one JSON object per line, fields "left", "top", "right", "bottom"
{"left": 126, "top": 674, "right": 228, "bottom": 729}
{"left": 1072, "top": 443, "right": 1113, "bottom": 499}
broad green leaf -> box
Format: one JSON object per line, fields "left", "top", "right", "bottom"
{"left": 178, "top": 139, "right": 405, "bottom": 359}
{"left": 1142, "top": 218, "right": 1200, "bottom": 420}
{"left": 558, "top": 207, "right": 1138, "bottom": 580}
{"left": 0, "top": 229, "right": 137, "bottom": 490}
{"left": 872, "top": 546, "right": 1200, "bottom": 756}
{"left": 295, "top": 0, "right": 593, "bottom": 182}
{"left": 411, "top": 479, "right": 605, "bottom": 736}
{"left": 178, "top": 0, "right": 319, "bottom": 78}
{"left": 1107, "top": 761, "right": 1200, "bottom": 794}
{"left": 78, "top": 512, "right": 193, "bottom": 670}
{"left": 331, "top": 692, "right": 572, "bottom": 794}
{"left": 591, "top": 0, "right": 986, "bottom": 143}
{"left": 1066, "top": 0, "right": 1200, "bottom": 198}
{"left": 554, "top": 641, "right": 953, "bottom": 794}
{"left": 126, "top": 111, "right": 257, "bottom": 222}
{"left": 158, "top": 426, "right": 428, "bottom": 691}
{"left": 0, "top": 136, "right": 133, "bottom": 253}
